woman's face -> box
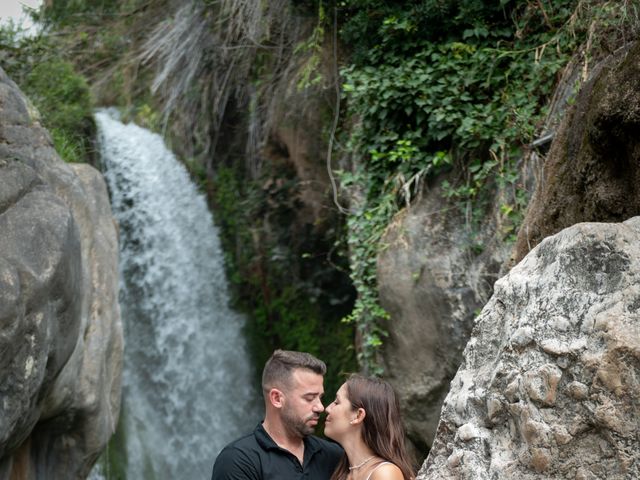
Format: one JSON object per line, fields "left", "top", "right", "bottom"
{"left": 324, "top": 383, "right": 355, "bottom": 442}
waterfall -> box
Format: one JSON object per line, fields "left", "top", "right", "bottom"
{"left": 94, "top": 109, "right": 261, "bottom": 479}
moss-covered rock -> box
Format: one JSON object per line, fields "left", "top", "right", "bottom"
{"left": 515, "top": 41, "right": 640, "bottom": 262}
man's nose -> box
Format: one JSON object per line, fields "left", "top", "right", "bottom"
{"left": 313, "top": 399, "right": 324, "bottom": 412}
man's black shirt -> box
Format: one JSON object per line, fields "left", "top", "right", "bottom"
{"left": 211, "top": 423, "right": 343, "bottom": 479}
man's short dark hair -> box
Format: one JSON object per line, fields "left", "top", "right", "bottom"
{"left": 262, "top": 350, "right": 326, "bottom": 393}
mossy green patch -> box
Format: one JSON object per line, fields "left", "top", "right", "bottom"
{"left": 93, "top": 404, "right": 128, "bottom": 480}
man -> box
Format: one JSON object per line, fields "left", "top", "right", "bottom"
{"left": 211, "top": 349, "right": 344, "bottom": 479}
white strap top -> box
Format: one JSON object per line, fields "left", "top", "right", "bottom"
{"left": 365, "top": 461, "right": 392, "bottom": 480}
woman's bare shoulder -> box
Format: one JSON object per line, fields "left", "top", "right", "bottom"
{"left": 370, "top": 462, "right": 405, "bottom": 480}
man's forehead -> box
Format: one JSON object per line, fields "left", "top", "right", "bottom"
{"left": 290, "top": 368, "right": 324, "bottom": 392}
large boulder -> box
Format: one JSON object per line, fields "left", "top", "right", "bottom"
{"left": 419, "top": 218, "right": 640, "bottom": 479}
{"left": 0, "top": 68, "right": 122, "bottom": 478}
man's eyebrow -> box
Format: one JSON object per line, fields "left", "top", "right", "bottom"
{"left": 303, "top": 391, "right": 322, "bottom": 397}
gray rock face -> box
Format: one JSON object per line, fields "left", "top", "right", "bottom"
{"left": 378, "top": 181, "right": 511, "bottom": 453}
{"left": 419, "top": 218, "right": 640, "bottom": 479}
{"left": 0, "top": 68, "right": 122, "bottom": 478}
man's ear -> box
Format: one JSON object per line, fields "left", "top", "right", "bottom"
{"left": 268, "top": 388, "right": 285, "bottom": 409}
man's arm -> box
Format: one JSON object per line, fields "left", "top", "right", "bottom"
{"left": 211, "top": 446, "right": 261, "bottom": 480}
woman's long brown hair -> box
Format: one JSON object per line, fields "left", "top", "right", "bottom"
{"left": 330, "top": 375, "right": 416, "bottom": 480}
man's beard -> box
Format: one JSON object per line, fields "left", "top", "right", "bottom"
{"left": 282, "top": 405, "right": 317, "bottom": 438}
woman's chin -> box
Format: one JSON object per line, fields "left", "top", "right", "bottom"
{"left": 323, "top": 426, "right": 335, "bottom": 440}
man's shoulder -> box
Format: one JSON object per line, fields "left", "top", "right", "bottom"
{"left": 212, "top": 431, "right": 263, "bottom": 479}
{"left": 219, "top": 430, "right": 262, "bottom": 456}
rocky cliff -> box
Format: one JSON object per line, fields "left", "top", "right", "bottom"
{"left": 418, "top": 217, "right": 640, "bottom": 479}
{"left": 0, "top": 68, "right": 122, "bottom": 479}
{"left": 379, "top": 39, "right": 640, "bottom": 457}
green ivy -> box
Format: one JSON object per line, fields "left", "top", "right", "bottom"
{"left": 295, "top": 0, "right": 327, "bottom": 90}
{"left": 41, "top": 0, "right": 128, "bottom": 25}
{"left": 336, "top": 0, "right": 631, "bottom": 372}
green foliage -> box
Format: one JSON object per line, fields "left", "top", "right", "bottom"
{"left": 339, "top": 0, "right": 514, "bottom": 65}
{"left": 340, "top": 179, "right": 391, "bottom": 374}
{"left": 212, "top": 165, "right": 357, "bottom": 397}
{"left": 336, "top": 0, "right": 634, "bottom": 372}
{"left": 24, "top": 60, "right": 90, "bottom": 124}
{"left": 38, "top": 0, "right": 163, "bottom": 115}
{"left": 24, "top": 60, "right": 94, "bottom": 162}
{"left": 0, "top": 28, "right": 95, "bottom": 163}
{"left": 125, "top": 103, "right": 162, "bottom": 133}
{"left": 41, "top": 0, "right": 134, "bottom": 25}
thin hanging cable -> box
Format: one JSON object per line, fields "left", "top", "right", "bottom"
{"left": 327, "top": 5, "right": 355, "bottom": 215}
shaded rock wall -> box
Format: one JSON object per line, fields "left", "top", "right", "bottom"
{"left": 515, "top": 41, "right": 640, "bottom": 262}
{"left": 0, "top": 68, "right": 122, "bottom": 479}
{"left": 419, "top": 218, "right": 640, "bottom": 479}
{"left": 255, "top": 39, "right": 340, "bottom": 242}
{"left": 378, "top": 180, "right": 511, "bottom": 453}
{"left": 263, "top": 95, "right": 334, "bottom": 231}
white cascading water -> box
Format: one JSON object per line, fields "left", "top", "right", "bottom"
{"left": 95, "top": 109, "right": 261, "bottom": 479}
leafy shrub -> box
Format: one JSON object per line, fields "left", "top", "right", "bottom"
{"left": 23, "top": 60, "right": 94, "bottom": 163}
{"left": 0, "top": 28, "right": 94, "bottom": 163}
{"left": 41, "top": 0, "right": 123, "bottom": 25}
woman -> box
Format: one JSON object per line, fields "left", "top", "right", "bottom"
{"left": 324, "top": 374, "right": 415, "bottom": 480}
